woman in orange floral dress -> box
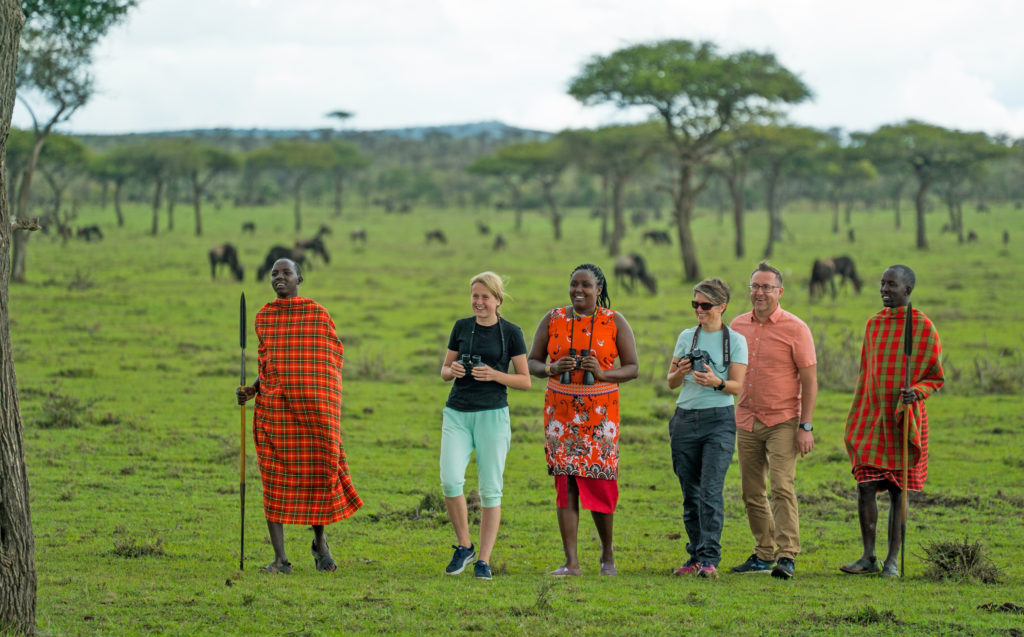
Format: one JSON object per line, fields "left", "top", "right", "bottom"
{"left": 528, "top": 263, "right": 638, "bottom": 576}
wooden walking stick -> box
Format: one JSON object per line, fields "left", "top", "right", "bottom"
{"left": 239, "top": 292, "right": 247, "bottom": 570}
{"left": 900, "top": 302, "right": 914, "bottom": 578}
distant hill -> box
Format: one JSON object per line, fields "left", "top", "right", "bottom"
{"left": 76, "top": 120, "right": 552, "bottom": 144}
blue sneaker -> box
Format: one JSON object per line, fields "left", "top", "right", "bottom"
{"left": 474, "top": 560, "right": 493, "bottom": 580}
{"left": 731, "top": 553, "right": 775, "bottom": 574}
{"left": 772, "top": 557, "right": 795, "bottom": 579}
{"left": 445, "top": 544, "right": 476, "bottom": 575}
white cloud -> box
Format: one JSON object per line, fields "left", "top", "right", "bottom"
{"left": 12, "top": 0, "right": 1024, "bottom": 136}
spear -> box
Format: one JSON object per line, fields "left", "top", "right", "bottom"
{"left": 239, "top": 292, "right": 246, "bottom": 570}
{"left": 900, "top": 302, "right": 914, "bottom": 577}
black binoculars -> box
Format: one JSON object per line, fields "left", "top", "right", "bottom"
{"left": 560, "top": 348, "right": 595, "bottom": 385}
{"left": 459, "top": 354, "right": 482, "bottom": 373}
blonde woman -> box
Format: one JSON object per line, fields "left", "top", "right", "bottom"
{"left": 439, "top": 272, "right": 531, "bottom": 579}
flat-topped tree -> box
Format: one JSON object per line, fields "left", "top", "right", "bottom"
{"left": 569, "top": 39, "right": 810, "bottom": 280}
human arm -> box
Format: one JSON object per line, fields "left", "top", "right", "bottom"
{"left": 796, "top": 364, "right": 817, "bottom": 456}
{"left": 691, "top": 362, "right": 745, "bottom": 395}
{"left": 527, "top": 310, "right": 574, "bottom": 379}
{"left": 440, "top": 349, "right": 468, "bottom": 381}
{"left": 471, "top": 353, "right": 531, "bottom": 390}
{"left": 582, "top": 311, "right": 639, "bottom": 383}
{"left": 902, "top": 313, "right": 944, "bottom": 404}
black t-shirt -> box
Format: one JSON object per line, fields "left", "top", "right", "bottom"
{"left": 445, "top": 317, "right": 527, "bottom": 412}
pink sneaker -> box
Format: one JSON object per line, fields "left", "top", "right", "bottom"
{"left": 697, "top": 562, "right": 719, "bottom": 579}
{"left": 673, "top": 558, "right": 699, "bottom": 576}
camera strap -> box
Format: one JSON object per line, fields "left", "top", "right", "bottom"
{"left": 689, "top": 325, "right": 731, "bottom": 369}
{"left": 567, "top": 308, "right": 597, "bottom": 356}
{"left": 466, "top": 318, "right": 506, "bottom": 363}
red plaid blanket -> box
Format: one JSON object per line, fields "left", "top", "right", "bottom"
{"left": 253, "top": 296, "right": 362, "bottom": 524}
{"left": 844, "top": 306, "right": 943, "bottom": 490}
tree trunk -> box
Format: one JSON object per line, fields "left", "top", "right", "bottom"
{"left": 608, "top": 175, "right": 626, "bottom": 258}
{"left": 763, "top": 166, "right": 781, "bottom": 259}
{"left": 150, "top": 179, "right": 164, "bottom": 236}
{"left": 1, "top": 2, "right": 38, "bottom": 633}
{"left": 542, "top": 183, "right": 561, "bottom": 241}
{"left": 726, "top": 174, "right": 745, "bottom": 259}
{"left": 166, "top": 183, "right": 175, "bottom": 232}
{"left": 192, "top": 179, "right": 203, "bottom": 237}
{"left": 113, "top": 180, "right": 124, "bottom": 227}
{"left": 332, "top": 173, "right": 344, "bottom": 217}
{"left": 831, "top": 199, "right": 840, "bottom": 234}
{"left": 672, "top": 162, "right": 700, "bottom": 282}
{"left": 293, "top": 182, "right": 303, "bottom": 232}
{"left": 914, "top": 179, "right": 929, "bottom": 249}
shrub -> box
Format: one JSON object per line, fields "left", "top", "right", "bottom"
{"left": 112, "top": 537, "right": 165, "bottom": 558}
{"left": 920, "top": 536, "right": 1002, "bottom": 583}
{"left": 36, "top": 392, "right": 92, "bottom": 429}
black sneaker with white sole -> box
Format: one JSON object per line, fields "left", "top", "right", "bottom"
{"left": 445, "top": 544, "right": 476, "bottom": 575}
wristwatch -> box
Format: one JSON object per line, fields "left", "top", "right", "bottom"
{"left": 799, "top": 422, "right": 813, "bottom": 432}
{"left": 713, "top": 379, "right": 726, "bottom": 391}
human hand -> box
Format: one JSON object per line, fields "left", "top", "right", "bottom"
{"left": 901, "top": 387, "right": 917, "bottom": 404}
{"left": 796, "top": 430, "right": 814, "bottom": 457}
{"left": 451, "top": 361, "right": 467, "bottom": 378}
{"left": 236, "top": 386, "right": 256, "bottom": 405}
{"left": 692, "top": 370, "right": 718, "bottom": 387}
{"left": 673, "top": 357, "right": 693, "bottom": 376}
{"left": 471, "top": 363, "right": 495, "bottom": 381}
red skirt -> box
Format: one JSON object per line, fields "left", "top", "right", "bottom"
{"left": 555, "top": 475, "right": 618, "bottom": 514}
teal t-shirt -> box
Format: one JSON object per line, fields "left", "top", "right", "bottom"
{"left": 672, "top": 325, "right": 748, "bottom": 410}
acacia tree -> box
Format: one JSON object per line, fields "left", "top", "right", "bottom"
{"left": 560, "top": 122, "right": 665, "bottom": 257}
{"left": 817, "top": 140, "right": 878, "bottom": 233}
{"left": 11, "top": 0, "right": 137, "bottom": 282}
{"left": 498, "top": 140, "right": 569, "bottom": 240}
{"left": 708, "top": 124, "right": 769, "bottom": 259}
{"left": 36, "top": 132, "right": 89, "bottom": 240}
{"left": 1, "top": 3, "right": 35, "bottom": 634}
{"left": 89, "top": 144, "right": 136, "bottom": 227}
{"left": 176, "top": 141, "right": 239, "bottom": 236}
{"left": 326, "top": 140, "right": 370, "bottom": 217}
{"left": 466, "top": 150, "right": 535, "bottom": 231}
{"left": 247, "top": 140, "right": 333, "bottom": 232}
{"left": 569, "top": 40, "right": 810, "bottom": 280}
{"left": 857, "top": 121, "right": 1003, "bottom": 249}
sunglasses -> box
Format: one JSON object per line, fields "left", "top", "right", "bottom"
{"left": 691, "top": 301, "right": 718, "bottom": 311}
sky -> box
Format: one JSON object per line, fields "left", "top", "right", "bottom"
{"left": 12, "top": 0, "right": 1024, "bottom": 137}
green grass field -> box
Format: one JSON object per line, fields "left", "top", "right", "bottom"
{"left": 10, "top": 199, "right": 1024, "bottom": 636}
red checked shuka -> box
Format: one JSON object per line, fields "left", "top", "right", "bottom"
{"left": 253, "top": 296, "right": 362, "bottom": 524}
{"left": 844, "top": 305, "right": 944, "bottom": 491}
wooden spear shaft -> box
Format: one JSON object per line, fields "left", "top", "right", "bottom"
{"left": 239, "top": 292, "right": 246, "bottom": 570}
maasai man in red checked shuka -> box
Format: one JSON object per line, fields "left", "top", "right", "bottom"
{"left": 840, "top": 265, "right": 943, "bottom": 578}
{"left": 237, "top": 258, "right": 362, "bottom": 574}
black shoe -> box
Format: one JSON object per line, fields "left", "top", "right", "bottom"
{"left": 730, "top": 553, "right": 775, "bottom": 574}
{"left": 445, "top": 544, "right": 476, "bottom": 575}
{"left": 771, "top": 557, "right": 795, "bottom": 579}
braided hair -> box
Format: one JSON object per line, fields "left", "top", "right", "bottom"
{"left": 571, "top": 263, "right": 611, "bottom": 309}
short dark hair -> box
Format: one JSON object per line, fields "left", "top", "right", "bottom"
{"left": 751, "top": 261, "right": 783, "bottom": 286}
{"left": 274, "top": 258, "right": 301, "bottom": 277}
{"left": 886, "top": 264, "right": 915, "bottom": 288}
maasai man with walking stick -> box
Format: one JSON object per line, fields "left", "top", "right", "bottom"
{"left": 236, "top": 258, "right": 362, "bottom": 573}
{"left": 841, "top": 265, "right": 943, "bottom": 578}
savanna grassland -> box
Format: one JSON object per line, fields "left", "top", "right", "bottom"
{"left": 9, "top": 199, "right": 1024, "bottom": 636}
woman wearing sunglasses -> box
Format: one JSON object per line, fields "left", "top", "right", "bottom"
{"left": 666, "top": 278, "right": 748, "bottom": 579}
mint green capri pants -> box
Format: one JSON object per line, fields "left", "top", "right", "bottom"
{"left": 440, "top": 406, "right": 511, "bottom": 508}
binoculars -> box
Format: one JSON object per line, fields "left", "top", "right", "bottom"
{"left": 560, "top": 348, "right": 595, "bottom": 385}
{"left": 459, "top": 354, "right": 482, "bottom": 373}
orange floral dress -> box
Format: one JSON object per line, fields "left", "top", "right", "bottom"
{"left": 543, "top": 306, "right": 621, "bottom": 481}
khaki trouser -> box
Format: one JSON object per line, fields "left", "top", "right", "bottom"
{"left": 736, "top": 417, "right": 800, "bottom": 561}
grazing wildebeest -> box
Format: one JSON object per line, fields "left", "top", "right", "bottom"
{"left": 209, "top": 243, "right": 244, "bottom": 281}
{"left": 76, "top": 225, "right": 104, "bottom": 242}
{"left": 614, "top": 253, "right": 657, "bottom": 295}
{"left": 967, "top": 230, "right": 978, "bottom": 243}
{"left": 809, "top": 255, "right": 862, "bottom": 301}
{"left": 257, "top": 246, "right": 307, "bottom": 281}
{"left": 241, "top": 221, "right": 256, "bottom": 234}
{"left": 426, "top": 229, "right": 447, "bottom": 244}
{"left": 477, "top": 222, "right": 490, "bottom": 235}
{"left": 492, "top": 233, "right": 506, "bottom": 251}
{"left": 1003, "top": 230, "right": 1010, "bottom": 245}
{"left": 642, "top": 230, "right": 671, "bottom": 245}
{"left": 350, "top": 228, "right": 367, "bottom": 244}
{"left": 294, "top": 225, "right": 332, "bottom": 264}
{"left": 848, "top": 228, "right": 855, "bottom": 243}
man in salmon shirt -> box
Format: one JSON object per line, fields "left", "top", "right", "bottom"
{"left": 728, "top": 261, "right": 818, "bottom": 580}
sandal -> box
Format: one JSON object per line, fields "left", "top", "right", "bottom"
{"left": 839, "top": 557, "right": 879, "bottom": 575}
{"left": 548, "top": 565, "right": 582, "bottom": 576}
{"left": 311, "top": 541, "right": 337, "bottom": 573}
{"left": 258, "top": 560, "right": 292, "bottom": 574}
{"left": 880, "top": 563, "right": 900, "bottom": 578}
